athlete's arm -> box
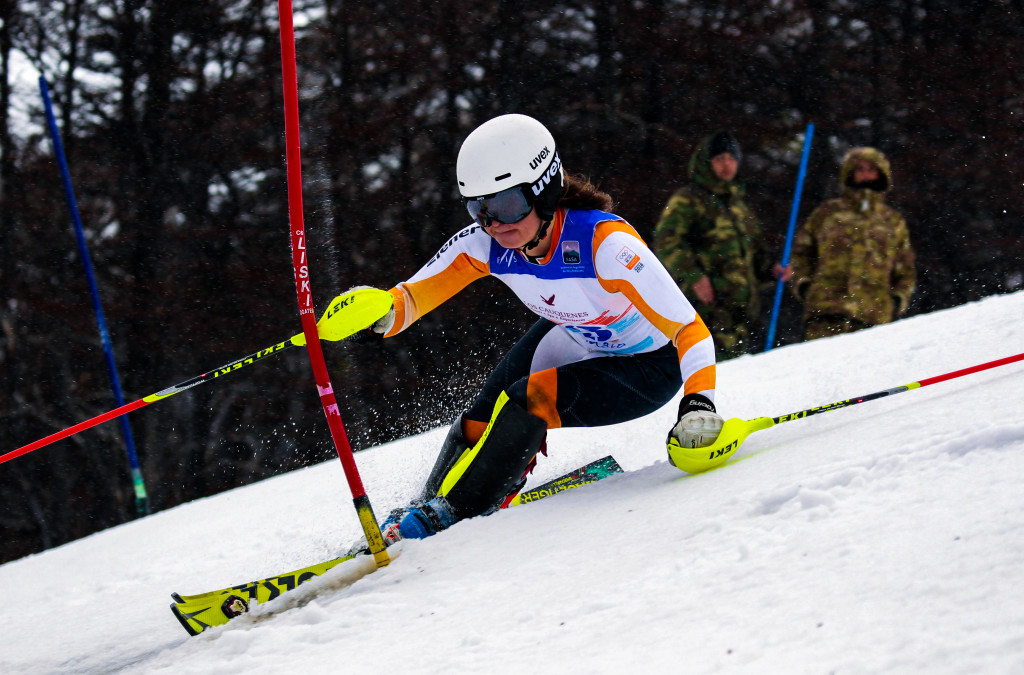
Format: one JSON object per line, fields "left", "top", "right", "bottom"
{"left": 592, "top": 220, "right": 716, "bottom": 401}
{"left": 384, "top": 224, "right": 491, "bottom": 337}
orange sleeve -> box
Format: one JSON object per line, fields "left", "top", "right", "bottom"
{"left": 384, "top": 252, "right": 489, "bottom": 337}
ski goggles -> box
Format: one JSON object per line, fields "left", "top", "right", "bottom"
{"left": 463, "top": 185, "right": 533, "bottom": 227}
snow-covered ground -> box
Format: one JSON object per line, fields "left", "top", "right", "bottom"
{"left": 2, "top": 291, "right": 1024, "bottom": 674}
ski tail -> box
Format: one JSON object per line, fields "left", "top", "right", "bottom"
{"left": 508, "top": 455, "right": 623, "bottom": 506}
{"left": 170, "top": 553, "right": 371, "bottom": 636}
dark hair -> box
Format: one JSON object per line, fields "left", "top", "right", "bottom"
{"left": 558, "top": 172, "right": 615, "bottom": 212}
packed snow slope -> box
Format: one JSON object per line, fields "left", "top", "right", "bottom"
{"left": 3, "top": 291, "right": 1024, "bottom": 675}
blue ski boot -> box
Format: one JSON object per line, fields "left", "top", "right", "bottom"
{"left": 379, "top": 509, "right": 406, "bottom": 547}
{"left": 397, "top": 496, "right": 457, "bottom": 539}
{"left": 345, "top": 507, "right": 407, "bottom": 556}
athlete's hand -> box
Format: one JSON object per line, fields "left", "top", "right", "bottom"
{"left": 343, "top": 286, "right": 394, "bottom": 344}
{"left": 668, "top": 394, "right": 724, "bottom": 449}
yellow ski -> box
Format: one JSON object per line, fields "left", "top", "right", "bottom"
{"left": 171, "top": 455, "right": 622, "bottom": 636}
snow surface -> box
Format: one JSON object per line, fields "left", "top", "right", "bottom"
{"left": 3, "top": 291, "right": 1024, "bottom": 675}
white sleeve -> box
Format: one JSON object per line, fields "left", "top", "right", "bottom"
{"left": 594, "top": 224, "right": 717, "bottom": 401}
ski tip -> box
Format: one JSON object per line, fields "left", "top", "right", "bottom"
{"left": 170, "top": 603, "right": 202, "bottom": 637}
{"left": 170, "top": 592, "right": 184, "bottom": 603}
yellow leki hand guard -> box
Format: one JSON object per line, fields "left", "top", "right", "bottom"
{"left": 291, "top": 287, "right": 394, "bottom": 346}
{"left": 667, "top": 416, "right": 775, "bottom": 473}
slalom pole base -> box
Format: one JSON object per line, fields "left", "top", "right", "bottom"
{"left": 353, "top": 495, "right": 391, "bottom": 567}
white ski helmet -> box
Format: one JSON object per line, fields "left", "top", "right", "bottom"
{"left": 457, "top": 114, "right": 565, "bottom": 223}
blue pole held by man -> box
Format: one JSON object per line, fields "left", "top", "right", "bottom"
{"left": 764, "top": 123, "right": 814, "bottom": 352}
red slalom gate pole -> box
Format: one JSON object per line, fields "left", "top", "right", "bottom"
{"left": 277, "top": 0, "right": 389, "bottom": 567}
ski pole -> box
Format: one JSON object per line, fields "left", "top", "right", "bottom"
{"left": 0, "top": 288, "right": 393, "bottom": 467}
{"left": 764, "top": 123, "right": 814, "bottom": 352}
{"left": 277, "top": 0, "right": 390, "bottom": 568}
{"left": 40, "top": 74, "right": 151, "bottom": 516}
{"left": 669, "top": 351, "right": 1024, "bottom": 473}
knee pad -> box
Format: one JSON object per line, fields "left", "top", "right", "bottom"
{"left": 420, "top": 418, "right": 470, "bottom": 501}
{"left": 432, "top": 391, "right": 547, "bottom": 520}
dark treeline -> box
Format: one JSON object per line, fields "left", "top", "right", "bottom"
{"left": 1, "top": 0, "right": 1021, "bottom": 563}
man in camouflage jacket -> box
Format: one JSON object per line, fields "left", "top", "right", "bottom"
{"left": 790, "top": 147, "right": 916, "bottom": 341}
{"left": 654, "top": 131, "right": 774, "bottom": 359}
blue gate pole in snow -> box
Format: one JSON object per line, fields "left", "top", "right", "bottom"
{"left": 39, "top": 75, "right": 150, "bottom": 516}
{"left": 764, "top": 123, "right": 814, "bottom": 352}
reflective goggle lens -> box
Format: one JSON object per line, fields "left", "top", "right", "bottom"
{"left": 464, "top": 187, "right": 532, "bottom": 226}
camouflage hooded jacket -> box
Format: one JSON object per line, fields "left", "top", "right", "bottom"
{"left": 653, "top": 135, "right": 770, "bottom": 312}
{"left": 790, "top": 147, "right": 916, "bottom": 326}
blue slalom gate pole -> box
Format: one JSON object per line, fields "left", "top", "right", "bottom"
{"left": 39, "top": 75, "right": 150, "bottom": 516}
{"left": 764, "top": 123, "right": 814, "bottom": 352}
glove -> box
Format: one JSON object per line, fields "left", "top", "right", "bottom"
{"left": 345, "top": 286, "right": 395, "bottom": 344}
{"left": 346, "top": 309, "right": 393, "bottom": 344}
{"left": 668, "top": 394, "right": 724, "bottom": 449}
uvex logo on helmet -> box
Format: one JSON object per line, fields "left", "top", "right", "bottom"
{"left": 531, "top": 151, "right": 561, "bottom": 197}
{"left": 529, "top": 147, "right": 551, "bottom": 171}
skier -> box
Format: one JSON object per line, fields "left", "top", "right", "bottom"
{"left": 350, "top": 114, "right": 723, "bottom": 551}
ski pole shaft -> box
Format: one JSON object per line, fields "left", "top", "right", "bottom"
{"left": 277, "top": 0, "right": 389, "bottom": 568}
{"left": 770, "top": 351, "right": 1024, "bottom": 425}
{"left": 669, "top": 351, "right": 1024, "bottom": 473}
{"left": 765, "top": 123, "right": 814, "bottom": 352}
{"left": 0, "top": 288, "right": 392, "bottom": 467}
{"left": 0, "top": 337, "right": 299, "bottom": 466}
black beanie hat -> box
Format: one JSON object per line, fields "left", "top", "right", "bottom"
{"left": 707, "top": 131, "right": 742, "bottom": 164}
